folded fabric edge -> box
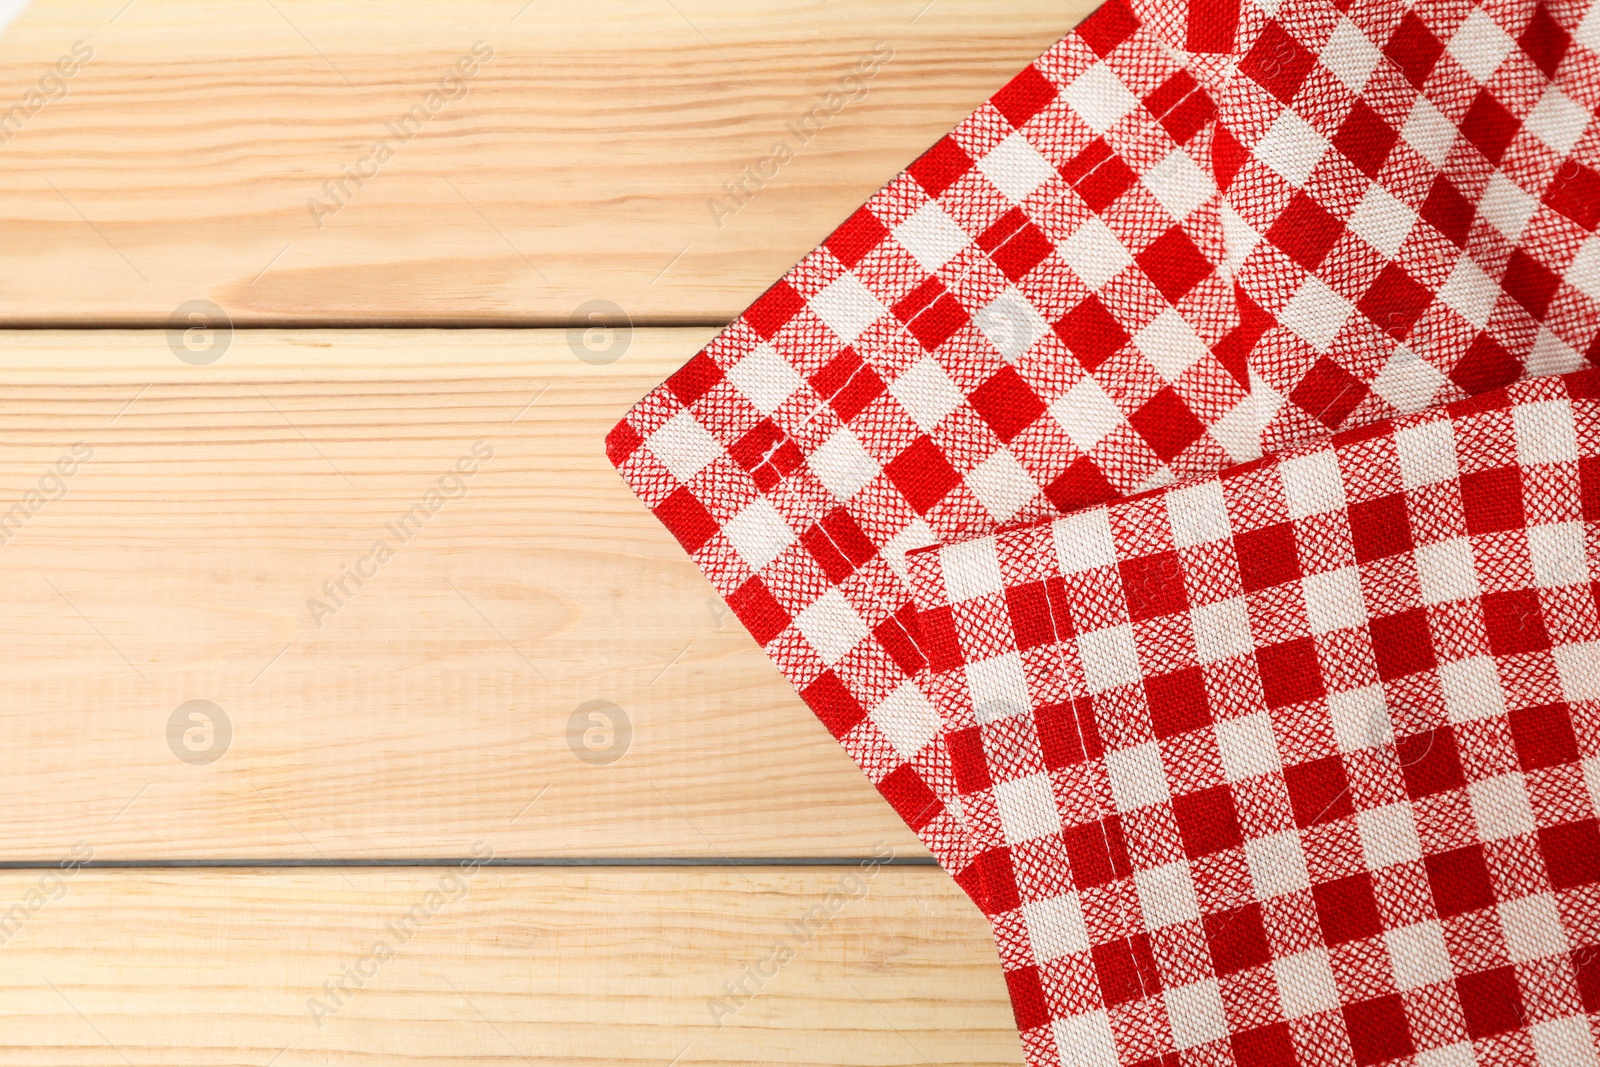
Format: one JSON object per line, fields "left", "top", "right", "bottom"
{"left": 600, "top": 0, "right": 1239, "bottom": 908}
{"left": 606, "top": 403, "right": 983, "bottom": 894}
{"left": 901, "top": 369, "right": 1600, "bottom": 916}
{"left": 898, "top": 367, "right": 1600, "bottom": 1060}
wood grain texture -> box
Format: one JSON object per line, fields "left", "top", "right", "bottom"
{"left": 0, "top": 5, "right": 1079, "bottom": 1048}
{"left": 0, "top": 0, "right": 1091, "bottom": 326}
{"left": 0, "top": 328, "right": 928, "bottom": 860}
{"left": 0, "top": 866, "right": 1018, "bottom": 1066}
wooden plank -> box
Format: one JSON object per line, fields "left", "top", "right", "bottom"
{"left": 0, "top": 865, "right": 1019, "bottom": 1065}
{"left": 0, "top": 0, "right": 1089, "bottom": 326}
{"left": 0, "top": 328, "right": 927, "bottom": 860}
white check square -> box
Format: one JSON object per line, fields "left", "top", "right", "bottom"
{"left": 810, "top": 272, "right": 886, "bottom": 345}
{"left": 894, "top": 201, "right": 968, "bottom": 273}
{"left": 1061, "top": 63, "right": 1138, "bottom": 134}
{"left": 978, "top": 133, "right": 1056, "bottom": 202}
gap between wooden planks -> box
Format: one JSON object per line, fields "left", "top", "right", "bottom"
{"left": 0, "top": 865, "right": 1019, "bottom": 1066}
{"left": 0, "top": 0, "right": 1091, "bottom": 325}
{"left": 0, "top": 328, "right": 928, "bottom": 861}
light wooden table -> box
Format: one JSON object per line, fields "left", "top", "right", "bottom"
{"left": 0, "top": 2, "right": 1093, "bottom": 1061}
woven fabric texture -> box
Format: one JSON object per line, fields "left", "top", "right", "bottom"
{"left": 607, "top": 0, "right": 1258, "bottom": 896}
{"left": 909, "top": 372, "right": 1600, "bottom": 1066}
{"left": 607, "top": 0, "right": 1600, "bottom": 1058}
{"left": 1215, "top": 0, "right": 1600, "bottom": 453}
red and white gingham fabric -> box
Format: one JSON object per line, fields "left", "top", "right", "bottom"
{"left": 609, "top": 0, "right": 1600, "bottom": 1057}
{"left": 909, "top": 372, "right": 1600, "bottom": 1067}
{"left": 608, "top": 0, "right": 1256, "bottom": 898}
{"left": 1216, "top": 0, "right": 1600, "bottom": 450}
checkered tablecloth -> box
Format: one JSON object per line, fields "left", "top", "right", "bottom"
{"left": 608, "top": 0, "right": 1600, "bottom": 1060}
{"left": 909, "top": 372, "right": 1600, "bottom": 1066}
